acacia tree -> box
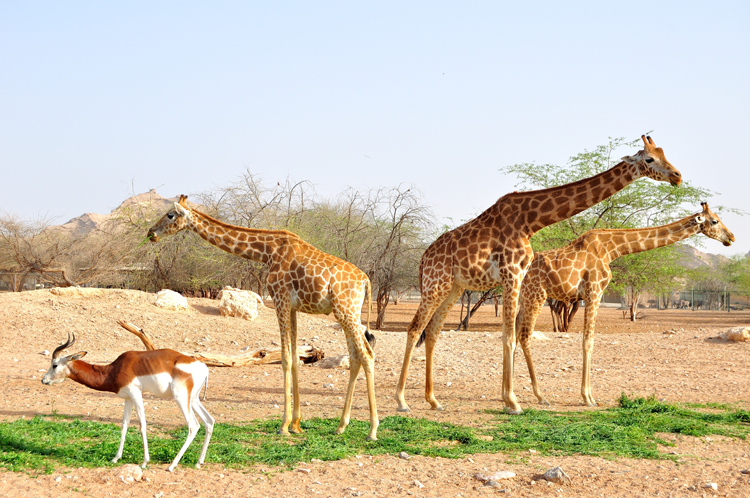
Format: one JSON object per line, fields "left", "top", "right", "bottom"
{"left": 0, "top": 212, "right": 134, "bottom": 290}
{"left": 500, "top": 136, "right": 720, "bottom": 322}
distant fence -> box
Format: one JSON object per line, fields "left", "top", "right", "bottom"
{"left": 653, "top": 289, "right": 750, "bottom": 311}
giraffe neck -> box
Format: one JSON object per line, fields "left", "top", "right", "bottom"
{"left": 503, "top": 160, "right": 640, "bottom": 234}
{"left": 185, "top": 208, "right": 281, "bottom": 264}
{"left": 603, "top": 215, "right": 701, "bottom": 261}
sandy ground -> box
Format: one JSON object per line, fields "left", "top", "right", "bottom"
{"left": 1, "top": 288, "right": 749, "bottom": 497}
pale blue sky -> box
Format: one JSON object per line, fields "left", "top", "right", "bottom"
{"left": 1, "top": 2, "right": 748, "bottom": 256}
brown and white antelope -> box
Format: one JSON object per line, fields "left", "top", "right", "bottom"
{"left": 41, "top": 333, "right": 214, "bottom": 472}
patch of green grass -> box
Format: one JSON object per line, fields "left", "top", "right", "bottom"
{"left": 1, "top": 395, "right": 748, "bottom": 474}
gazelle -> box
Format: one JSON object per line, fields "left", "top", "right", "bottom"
{"left": 41, "top": 333, "right": 214, "bottom": 472}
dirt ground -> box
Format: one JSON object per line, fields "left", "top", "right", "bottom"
{"left": 1, "top": 289, "right": 749, "bottom": 497}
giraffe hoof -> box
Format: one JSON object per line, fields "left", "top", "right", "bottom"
{"left": 430, "top": 405, "right": 445, "bottom": 412}
{"left": 504, "top": 407, "right": 524, "bottom": 415}
{"left": 396, "top": 406, "right": 411, "bottom": 413}
{"left": 277, "top": 429, "right": 290, "bottom": 436}
{"left": 366, "top": 435, "right": 378, "bottom": 442}
{"left": 539, "top": 399, "right": 551, "bottom": 406}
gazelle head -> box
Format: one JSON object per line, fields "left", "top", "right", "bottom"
{"left": 695, "top": 202, "right": 735, "bottom": 247}
{"left": 41, "top": 333, "right": 87, "bottom": 385}
{"left": 146, "top": 195, "right": 192, "bottom": 243}
{"left": 622, "top": 135, "right": 682, "bottom": 186}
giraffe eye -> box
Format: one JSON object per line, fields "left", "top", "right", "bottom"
{"left": 645, "top": 158, "right": 654, "bottom": 164}
{"left": 711, "top": 219, "right": 718, "bottom": 225}
{"left": 167, "top": 212, "right": 175, "bottom": 220}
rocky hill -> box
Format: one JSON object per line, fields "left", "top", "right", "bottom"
{"left": 56, "top": 189, "right": 176, "bottom": 235}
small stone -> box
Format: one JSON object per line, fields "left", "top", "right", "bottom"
{"left": 704, "top": 482, "right": 718, "bottom": 490}
{"left": 741, "top": 469, "right": 750, "bottom": 475}
{"left": 414, "top": 480, "right": 424, "bottom": 489}
{"left": 542, "top": 466, "right": 570, "bottom": 484}
{"left": 323, "top": 383, "right": 335, "bottom": 389}
{"left": 297, "top": 468, "right": 311, "bottom": 474}
{"left": 54, "top": 476, "right": 62, "bottom": 482}
{"left": 41, "top": 350, "right": 50, "bottom": 356}
{"left": 116, "top": 464, "right": 143, "bottom": 484}
{"left": 398, "top": 451, "right": 411, "bottom": 460}
{"left": 485, "top": 480, "right": 502, "bottom": 488}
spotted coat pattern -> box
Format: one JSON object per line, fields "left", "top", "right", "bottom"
{"left": 147, "top": 196, "right": 379, "bottom": 440}
{"left": 515, "top": 202, "right": 734, "bottom": 407}
{"left": 395, "top": 136, "right": 683, "bottom": 414}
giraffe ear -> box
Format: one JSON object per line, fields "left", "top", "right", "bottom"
{"left": 174, "top": 201, "right": 188, "bottom": 216}
{"left": 695, "top": 215, "right": 705, "bottom": 224}
{"left": 622, "top": 154, "right": 638, "bottom": 164}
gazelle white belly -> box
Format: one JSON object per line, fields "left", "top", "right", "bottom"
{"left": 119, "top": 373, "right": 174, "bottom": 398}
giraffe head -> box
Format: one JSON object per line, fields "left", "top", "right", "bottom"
{"left": 694, "top": 202, "right": 734, "bottom": 247}
{"left": 622, "top": 135, "right": 682, "bottom": 186}
{"left": 147, "top": 195, "right": 192, "bottom": 243}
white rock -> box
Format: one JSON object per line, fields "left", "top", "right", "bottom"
{"left": 316, "top": 354, "right": 350, "bottom": 369}
{"left": 531, "top": 331, "right": 550, "bottom": 341}
{"left": 217, "top": 286, "right": 264, "bottom": 321}
{"left": 474, "top": 471, "right": 516, "bottom": 482}
{"left": 414, "top": 480, "right": 424, "bottom": 489}
{"left": 542, "top": 466, "right": 570, "bottom": 484}
{"left": 116, "top": 464, "right": 143, "bottom": 484}
{"left": 717, "top": 327, "right": 750, "bottom": 342}
{"left": 154, "top": 289, "right": 188, "bottom": 311}
{"left": 398, "top": 451, "right": 411, "bottom": 460}
{"left": 704, "top": 482, "right": 718, "bottom": 490}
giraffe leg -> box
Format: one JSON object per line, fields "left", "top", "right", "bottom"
{"left": 275, "top": 303, "right": 295, "bottom": 436}
{"left": 289, "top": 310, "right": 303, "bottom": 433}
{"left": 395, "top": 283, "right": 452, "bottom": 412}
{"left": 336, "top": 352, "right": 360, "bottom": 436}
{"left": 332, "top": 281, "right": 379, "bottom": 440}
{"left": 581, "top": 298, "right": 600, "bottom": 407}
{"left": 501, "top": 278, "right": 523, "bottom": 415}
{"left": 423, "top": 283, "right": 463, "bottom": 411}
{"left": 517, "top": 292, "right": 549, "bottom": 406}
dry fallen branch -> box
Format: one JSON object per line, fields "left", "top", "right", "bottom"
{"left": 115, "top": 320, "right": 324, "bottom": 367}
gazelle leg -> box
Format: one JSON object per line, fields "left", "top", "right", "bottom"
{"left": 168, "top": 385, "right": 201, "bottom": 472}
{"left": 112, "top": 398, "right": 133, "bottom": 463}
{"left": 129, "top": 390, "right": 150, "bottom": 468}
{"left": 192, "top": 394, "right": 215, "bottom": 468}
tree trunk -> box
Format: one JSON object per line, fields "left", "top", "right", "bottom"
{"left": 629, "top": 290, "right": 641, "bottom": 321}
{"left": 548, "top": 299, "right": 580, "bottom": 332}
{"left": 457, "top": 289, "right": 496, "bottom": 331}
{"left": 375, "top": 285, "right": 389, "bottom": 330}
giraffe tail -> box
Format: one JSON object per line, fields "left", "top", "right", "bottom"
{"left": 364, "top": 277, "right": 376, "bottom": 349}
{"left": 416, "top": 330, "right": 427, "bottom": 348}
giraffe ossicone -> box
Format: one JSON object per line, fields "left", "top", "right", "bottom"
{"left": 515, "top": 202, "right": 734, "bottom": 407}
{"left": 147, "top": 195, "right": 379, "bottom": 440}
{"left": 395, "top": 135, "right": 682, "bottom": 415}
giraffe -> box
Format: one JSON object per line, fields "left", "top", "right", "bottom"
{"left": 515, "top": 202, "right": 734, "bottom": 407}
{"left": 147, "top": 195, "right": 379, "bottom": 440}
{"left": 395, "top": 135, "right": 682, "bottom": 414}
